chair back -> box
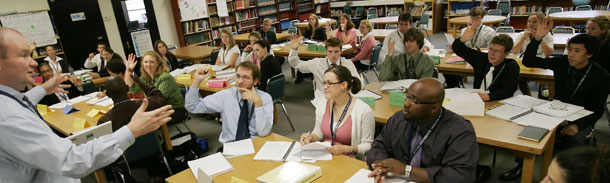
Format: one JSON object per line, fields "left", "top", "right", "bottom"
{"left": 369, "top": 45, "right": 382, "bottom": 67}
{"left": 496, "top": 26, "right": 515, "bottom": 33}
{"left": 420, "top": 14, "right": 429, "bottom": 25}
{"left": 575, "top": 5, "right": 592, "bottom": 11}
{"left": 356, "top": 7, "right": 365, "bottom": 17}
{"left": 167, "top": 45, "right": 177, "bottom": 50}
{"left": 368, "top": 8, "right": 377, "bottom": 17}
{"left": 124, "top": 132, "right": 163, "bottom": 163}
{"left": 552, "top": 26, "right": 575, "bottom": 34}
{"left": 266, "top": 73, "right": 285, "bottom": 101}
{"left": 270, "top": 27, "right": 277, "bottom": 33}
{"left": 385, "top": 24, "right": 398, "bottom": 29}
{"left": 367, "top": 14, "right": 378, "bottom": 19}
{"left": 487, "top": 9, "right": 502, "bottom": 16}
{"left": 496, "top": 0, "right": 511, "bottom": 16}
{"left": 82, "top": 82, "right": 96, "bottom": 95}
{"left": 388, "top": 12, "right": 400, "bottom": 16}
{"left": 209, "top": 48, "right": 220, "bottom": 65}
{"left": 547, "top": 7, "right": 563, "bottom": 15}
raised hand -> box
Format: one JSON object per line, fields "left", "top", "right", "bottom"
{"left": 289, "top": 34, "right": 301, "bottom": 50}
{"left": 126, "top": 53, "right": 138, "bottom": 72}
{"left": 239, "top": 87, "right": 262, "bottom": 107}
{"left": 70, "top": 77, "right": 83, "bottom": 87}
{"left": 535, "top": 17, "right": 551, "bottom": 41}
{"left": 193, "top": 66, "right": 210, "bottom": 82}
{"left": 127, "top": 98, "right": 174, "bottom": 138}
{"left": 40, "top": 71, "right": 70, "bottom": 95}
{"left": 244, "top": 45, "right": 253, "bottom": 52}
{"left": 340, "top": 23, "right": 346, "bottom": 32}
{"left": 460, "top": 24, "right": 476, "bottom": 43}
{"left": 387, "top": 38, "right": 396, "bottom": 56}
{"left": 88, "top": 52, "right": 95, "bottom": 60}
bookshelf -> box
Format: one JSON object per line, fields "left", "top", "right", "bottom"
{"left": 297, "top": 0, "right": 315, "bottom": 21}
{"left": 235, "top": 0, "right": 259, "bottom": 33}
{"left": 486, "top": 0, "right": 610, "bottom": 30}
{"left": 278, "top": 0, "right": 298, "bottom": 31}
{"left": 404, "top": 0, "right": 441, "bottom": 33}
{"left": 208, "top": 0, "right": 238, "bottom": 46}
{"left": 444, "top": 0, "right": 483, "bottom": 33}
{"left": 314, "top": 0, "right": 331, "bottom": 18}
{"left": 329, "top": 1, "right": 404, "bottom": 18}
{"left": 171, "top": 0, "right": 213, "bottom": 46}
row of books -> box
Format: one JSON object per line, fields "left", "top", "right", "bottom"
{"left": 278, "top": 2, "right": 292, "bottom": 12}
{"left": 234, "top": 0, "right": 255, "bottom": 9}
{"left": 210, "top": 15, "right": 235, "bottom": 28}
{"left": 238, "top": 20, "right": 257, "bottom": 32}
{"left": 315, "top": 3, "right": 330, "bottom": 14}
{"left": 235, "top": 9, "right": 256, "bottom": 21}
{"left": 297, "top": 2, "right": 314, "bottom": 13}
{"left": 257, "top": 0, "right": 276, "bottom": 6}
{"left": 258, "top": 6, "right": 277, "bottom": 16}
{"left": 185, "top": 32, "right": 212, "bottom": 45}
{"left": 211, "top": 26, "right": 238, "bottom": 40}
{"left": 182, "top": 19, "right": 210, "bottom": 35}
{"left": 409, "top": 4, "right": 430, "bottom": 16}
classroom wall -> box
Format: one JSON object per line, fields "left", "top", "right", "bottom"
{"left": 0, "top": 0, "right": 49, "bottom": 14}
{"left": 97, "top": 0, "right": 126, "bottom": 58}
{"left": 152, "top": 0, "right": 179, "bottom": 48}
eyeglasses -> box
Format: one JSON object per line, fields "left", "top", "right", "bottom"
{"left": 322, "top": 81, "right": 342, "bottom": 87}
{"left": 404, "top": 93, "right": 437, "bottom": 105}
{"left": 549, "top": 102, "right": 568, "bottom": 111}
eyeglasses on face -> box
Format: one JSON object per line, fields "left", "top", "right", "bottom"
{"left": 322, "top": 81, "right": 342, "bottom": 87}
{"left": 403, "top": 93, "right": 436, "bottom": 105}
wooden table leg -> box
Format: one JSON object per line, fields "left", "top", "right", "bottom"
{"left": 541, "top": 130, "right": 556, "bottom": 179}
{"left": 548, "top": 82, "right": 556, "bottom": 100}
{"left": 453, "top": 23, "right": 457, "bottom": 38}
{"left": 273, "top": 105, "right": 278, "bottom": 124}
{"left": 291, "top": 68, "right": 296, "bottom": 78}
{"left": 94, "top": 170, "right": 107, "bottom": 183}
{"left": 521, "top": 154, "right": 536, "bottom": 183}
{"left": 161, "top": 124, "right": 173, "bottom": 151}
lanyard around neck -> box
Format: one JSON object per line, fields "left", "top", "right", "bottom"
{"left": 471, "top": 25, "right": 483, "bottom": 48}
{"left": 0, "top": 90, "right": 44, "bottom": 120}
{"left": 567, "top": 64, "right": 592, "bottom": 100}
{"left": 406, "top": 108, "right": 444, "bottom": 164}
{"left": 330, "top": 96, "right": 352, "bottom": 145}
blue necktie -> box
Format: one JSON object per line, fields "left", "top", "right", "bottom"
{"left": 235, "top": 100, "right": 250, "bottom": 141}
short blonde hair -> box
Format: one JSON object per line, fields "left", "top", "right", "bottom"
{"left": 263, "top": 18, "right": 272, "bottom": 25}
{"left": 140, "top": 51, "right": 169, "bottom": 80}
{"left": 589, "top": 15, "right": 610, "bottom": 44}
{"left": 359, "top": 20, "right": 373, "bottom": 31}
{"left": 221, "top": 29, "right": 236, "bottom": 50}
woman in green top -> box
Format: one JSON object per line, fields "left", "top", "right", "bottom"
{"left": 125, "top": 51, "right": 187, "bottom": 124}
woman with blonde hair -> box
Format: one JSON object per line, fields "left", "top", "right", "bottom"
{"left": 215, "top": 29, "right": 240, "bottom": 66}
{"left": 350, "top": 20, "right": 377, "bottom": 70}
{"left": 587, "top": 15, "right": 610, "bottom": 72}
{"left": 302, "top": 14, "right": 327, "bottom": 41}
{"left": 125, "top": 51, "right": 187, "bottom": 124}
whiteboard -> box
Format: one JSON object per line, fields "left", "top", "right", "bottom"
{"left": 0, "top": 11, "right": 57, "bottom": 46}
{"left": 131, "top": 30, "right": 154, "bottom": 57}
{"left": 178, "top": 0, "right": 209, "bottom": 21}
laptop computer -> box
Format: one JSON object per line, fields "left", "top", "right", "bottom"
{"left": 67, "top": 121, "right": 113, "bottom": 145}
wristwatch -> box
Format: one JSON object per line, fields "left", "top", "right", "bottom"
{"left": 405, "top": 165, "right": 412, "bottom": 178}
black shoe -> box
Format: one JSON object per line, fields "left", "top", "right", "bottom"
{"left": 294, "top": 77, "right": 304, "bottom": 84}
{"left": 475, "top": 165, "right": 491, "bottom": 182}
{"left": 499, "top": 164, "right": 522, "bottom": 181}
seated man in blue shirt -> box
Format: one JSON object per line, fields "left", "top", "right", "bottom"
{"left": 185, "top": 61, "right": 274, "bottom": 143}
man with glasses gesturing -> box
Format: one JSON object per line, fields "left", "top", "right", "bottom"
{"left": 366, "top": 78, "right": 478, "bottom": 183}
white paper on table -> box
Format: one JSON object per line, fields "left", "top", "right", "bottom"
{"left": 442, "top": 101, "right": 484, "bottom": 116}
{"left": 533, "top": 100, "right": 584, "bottom": 118}
{"left": 188, "top": 152, "right": 233, "bottom": 179}
{"left": 444, "top": 33, "right": 455, "bottom": 45}
{"left": 485, "top": 104, "right": 532, "bottom": 121}
{"left": 69, "top": 95, "right": 92, "bottom": 104}
{"left": 565, "top": 109, "right": 594, "bottom": 121}
{"left": 444, "top": 88, "right": 483, "bottom": 102}
{"left": 96, "top": 98, "right": 114, "bottom": 107}
{"left": 303, "top": 40, "right": 321, "bottom": 44}
{"left": 299, "top": 141, "right": 331, "bottom": 150}
{"left": 501, "top": 95, "right": 549, "bottom": 109}
{"left": 342, "top": 44, "right": 353, "bottom": 51}
{"left": 210, "top": 65, "right": 229, "bottom": 72}
{"left": 426, "top": 49, "right": 447, "bottom": 57}
{"left": 170, "top": 68, "right": 187, "bottom": 77}
{"left": 253, "top": 141, "right": 294, "bottom": 161}
{"left": 223, "top": 138, "right": 255, "bottom": 156}
{"left": 84, "top": 92, "right": 101, "bottom": 98}
{"left": 196, "top": 168, "right": 213, "bottom": 183}
{"left": 380, "top": 79, "right": 418, "bottom": 92}
{"left": 512, "top": 112, "right": 565, "bottom": 130}
{"left": 86, "top": 96, "right": 108, "bottom": 105}
{"left": 301, "top": 149, "right": 332, "bottom": 161}
{"left": 354, "top": 90, "right": 382, "bottom": 100}
{"left": 344, "top": 169, "right": 375, "bottom": 183}
{"left": 215, "top": 70, "right": 236, "bottom": 76}
{"left": 49, "top": 102, "right": 68, "bottom": 110}
{"left": 285, "top": 143, "right": 303, "bottom": 162}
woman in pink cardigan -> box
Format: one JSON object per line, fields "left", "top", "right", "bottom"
{"left": 350, "top": 20, "right": 376, "bottom": 70}
{"left": 327, "top": 13, "right": 358, "bottom": 46}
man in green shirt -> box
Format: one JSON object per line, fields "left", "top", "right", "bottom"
{"left": 379, "top": 28, "right": 435, "bottom": 81}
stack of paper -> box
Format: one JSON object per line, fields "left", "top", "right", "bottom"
{"left": 354, "top": 90, "right": 382, "bottom": 100}
{"left": 485, "top": 104, "right": 532, "bottom": 121}
{"left": 253, "top": 141, "right": 332, "bottom": 162}
{"left": 68, "top": 95, "right": 92, "bottom": 104}
{"left": 256, "top": 162, "right": 322, "bottom": 183}
{"left": 222, "top": 138, "right": 255, "bottom": 157}
{"left": 345, "top": 169, "right": 408, "bottom": 183}
{"left": 170, "top": 68, "right": 187, "bottom": 78}
{"left": 426, "top": 49, "right": 447, "bottom": 57}
{"left": 501, "top": 95, "right": 548, "bottom": 109}
{"left": 443, "top": 101, "right": 484, "bottom": 116}
{"left": 299, "top": 142, "right": 332, "bottom": 161}
{"left": 533, "top": 100, "right": 584, "bottom": 118}
{"left": 188, "top": 152, "right": 234, "bottom": 179}
{"left": 380, "top": 79, "right": 417, "bottom": 92}
{"left": 253, "top": 141, "right": 297, "bottom": 161}
{"left": 444, "top": 88, "right": 484, "bottom": 102}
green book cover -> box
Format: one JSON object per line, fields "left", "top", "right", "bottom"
{"left": 358, "top": 97, "right": 375, "bottom": 107}
{"left": 431, "top": 56, "right": 441, "bottom": 65}
{"left": 307, "top": 44, "right": 318, "bottom": 51}
{"left": 317, "top": 45, "right": 326, "bottom": 53}
{"left": 389, "top": 92, "right": 405, "bottom": 106}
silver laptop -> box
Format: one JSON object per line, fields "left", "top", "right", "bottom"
{"left": 66, "top": 121, "right": 113, "bottom": 145}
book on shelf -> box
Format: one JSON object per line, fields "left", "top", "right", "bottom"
{"left": 256, "top": 161, "right": 322, "bottom": 183}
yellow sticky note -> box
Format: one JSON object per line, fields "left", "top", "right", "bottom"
{"left": 86, "top": 109, "right": 100, "bottom": 118}
{"left": 177, "top": 74, "right": 191, "bottom": 80}
{"left": 73, "top": 117, "right": 87, "bottom": 130}
{"left": 99, "top": 110, "right": 107, "bottom": 114}
{"left": 230, "top": 176, "right": 249, "bottom": 183}
{"left": 37, "top": 104, "right": 49, "bottom": 115}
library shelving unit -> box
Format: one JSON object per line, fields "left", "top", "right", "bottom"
{"left": 278, "top": 0, "right": 299, "bottom": 31}
{"left": 234, "top": 0, "right": 259, "bottom": 33}
{"left": 404, "top": 0, "right": 442, "bottom": 33}
{"left": 314, "top": 0, "right": 331, "bottom": 18}
{"left": 257, "top": 0, "right": 279, "bottom": 31}
{"left": 329, "top": 0, "right": 404, "bottom": 18}
{"left": 208, "top": 0, "right": 238, "bottom": 46}
{"left": 443, "top": 0, "right": 483, "bottom": 34}
{"left": 486, "top": 0, "right": 610, "bottom": 30}
{"left": 297, "top": 0, "right": 315, "bottom": 21}
{"left": 171, "top": 0, "right": 214, "bottom": 46}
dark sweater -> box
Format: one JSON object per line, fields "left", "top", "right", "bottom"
{"left": 258, "top": 56, "right": 282, "bottom": 92}
{"left": 164, "top": 53, "right": 180, "bottom": 71}
{"left": 452, "top": 39, "right": 520, "bottom": 101}
{"left": 98, "top": 84, "right": 167, "bottom": 131}
{"left": 302, "top": 27, "right": 327, "bottom": 42}
{"left": 591, "top": 40, "right": 610, "bottom": 73}
{"left": 259, "top": 29, "right": 277, "bottom": 44}
{"left": 39, "top": 81, "right": 83, "bottom": 106}
{"left": 523, "top": 39, "right": 610, "bottom": 128}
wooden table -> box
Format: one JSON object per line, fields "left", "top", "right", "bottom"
{"left": 435, "top": 52, "right": 556, "bottom": 99}
{"left": 364, "top": 82, "right": 555, "bottom": 183}
{"left": 234, "top": 32, "right": 291, "bottom": 43}
{"left": 296, "top": 18, "right": 337, "bottom": 36}
{"left": 171, "top": 45, "right": 219, "bottom": 64}
{"left": 497, "top": 32, "right": 572, "bottom": 47}
{"left": 448, "top": 15, "right": 507, "bottom": 37}
{"left": 357, "top": 29, "right": 393, "bottom": 42}
{"left": 369, "top": 16, "right": 398, "bottom": 28}
{"left": 273, "top": 43, "right": 355, "bottom": 59}
{"left": 175, "top": 72, "right": 235, "bottom": 94}
{"left": 92, "top": 76, "right": 109, "bottom": 87}
{"left": 165, "top": 133, "right": 368, "bottom": 183}
{"left": 549, "top": 10, "right": 610, "bottom": 22}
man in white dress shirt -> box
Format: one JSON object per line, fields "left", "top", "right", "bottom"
{"left": 379, "top": 13, "right": 434, "bottom": 64}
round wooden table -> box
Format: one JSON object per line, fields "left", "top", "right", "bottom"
{"left": 369, "top": 16, "right": 398, "bottom": 28}
{"left": 549, "top": 10, "right": 610, "bottom": 21}
{"left": 448, "top": 15, "right": 506, "bottom": 37}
